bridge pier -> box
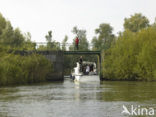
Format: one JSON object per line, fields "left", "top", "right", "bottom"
{"left": 37, "top": 51, "right": 64, "bottom": 81}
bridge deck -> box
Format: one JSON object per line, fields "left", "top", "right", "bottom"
{"left": 63, "top": 51, "right": 101, "bottom": 55}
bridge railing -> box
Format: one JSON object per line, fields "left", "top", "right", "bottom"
{"left": 0, "top": 42, "right": 95, "bottom": 51}
{"left": 35, "top": 42, "right": 94, "bottom": 51}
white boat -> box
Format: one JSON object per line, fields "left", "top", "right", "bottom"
{"left": 71, "top": 61, "right": 100, "bottom": 82}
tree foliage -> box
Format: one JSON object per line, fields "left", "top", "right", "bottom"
{"left": 0, "top": 11, "right": 156, "bottom": 82}
{"left": 124, "top": 13, "right": 149, "bottom": 32}
{"left": 92, "top": 23, "right": 115, "bottom": 51}
{"left": 0, "top": 13, "right": 53, "bottom": 86}
{"left": 102, "top": 27, "right": 156, "bottom": 81}
{"left": 0, "top": 53, "right": 52, "bottom": 86}
{"left": 38, "top": 30, "right": 61, "bottom": 50}
{"left": 70, "top": 26, "right": 89, "bottom": 51}
{"left": 0, "top": 13, "right": 6, "bottom": 35}
{"left": 62, "top": 35, "right": 68, "bottom": 51}
{"left": 0, "top": 13, "right": 35, "bottom": 50}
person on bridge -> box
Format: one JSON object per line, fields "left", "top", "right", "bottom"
{"left": 75, "top": 37, "right": 79, "bottom": 50}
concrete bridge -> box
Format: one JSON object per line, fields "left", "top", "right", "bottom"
{"left": 41, "top": 51, "right": 101, "bottom": 80}
{"left": 14, "top": 50, "right": 102, "bottom": 81}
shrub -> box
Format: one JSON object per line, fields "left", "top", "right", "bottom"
{"left": 0, "top": 53, "right": 53, "bottom": 86}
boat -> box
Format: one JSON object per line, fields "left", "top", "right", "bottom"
{"left": 71, "top": 61, "right": 100, "bottom": 82}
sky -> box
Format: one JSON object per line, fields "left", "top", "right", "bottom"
{"left": 0, "top": 0, "right": 156, "bottom": 43}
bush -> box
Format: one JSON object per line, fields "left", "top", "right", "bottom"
{"left": 0, "top": 53, "right": 53, "bottom": 86}
{"left": 102, "top": 27, "right": 156, "bottom": 81}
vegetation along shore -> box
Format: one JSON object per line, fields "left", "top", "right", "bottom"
{"left": 0, "top": 12, "right": 156, "bottom": 86}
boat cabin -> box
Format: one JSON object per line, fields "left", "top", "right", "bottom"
{"left": 79, "top": 61, "right": 97, "bottom": 75}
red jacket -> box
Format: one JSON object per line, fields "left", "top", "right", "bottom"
{"left": 75, "top": 37, "right": 79, "bottom": 44}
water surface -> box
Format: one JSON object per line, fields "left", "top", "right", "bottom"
{"left": 0, "top": 79, "right": 156, "bottom": 117}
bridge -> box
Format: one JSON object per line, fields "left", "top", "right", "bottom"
{"left": 64, "top": 51, "right": 101, "bottom": 55}
{"left": 12, "top": 50, "right": 102, "bottom": 81}
{"left": 13, "top": 50, "right": 102, "bottom": 80}
{"left": 35, "top": 50, "right": 102, "bottom": 80}
{"left": 34, "top": 42, "right": 94, "bottom": 50}
{"left": 4, "top": 41, "right": 103, "bottom": 80}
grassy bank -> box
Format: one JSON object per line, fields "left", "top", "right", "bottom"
{"left": 102, "top": 27, "right": 156, "bottom": 81}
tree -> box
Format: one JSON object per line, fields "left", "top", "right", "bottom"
{"left": 152, "top": 18, "right": 156, "bottom": 28}
{"left": 92, "top": 23, "right": 114, "bottom": 51}
{"left": 45, "top": 30, "right": 52, "bottom": 49}
{"left": 102, "top": 27, "right": 156, "bottom": 81}
{"left": 0, "top": 13, "right": 6, "bottom": 36}
{"left": 0, "top": 13, "right": 34, "bottom": 49}
{"left": 62, "top": 35, "right": 68, "bottom": 51}
{"left": 124, "top": 13, "right": 149, "bottom": 32}
{"left": 0, "top": 21, "right": 25, "bottom": 48}
{"left": 70, "top": 26, "right": 89, "bottom": 51}
{"left": 0, "top": 21, "right": 14, "bottom": 45}
{"left": 45, "top": 31, "right": 52, "bottom": 42}
{"left": 23, "top": 32, "right": 36, "bottom": 50}
{"left": 92, "top": 36, "right": 102, "bottom": 50}
{"left": 44, "top": 30, "right": 60, "bottom": 50}
{"left": 12, "top": 28, "right": 25, "bottom": 47}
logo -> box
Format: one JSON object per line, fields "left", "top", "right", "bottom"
{"left": 121, "top": 105, "right": 155, "bottom": 116}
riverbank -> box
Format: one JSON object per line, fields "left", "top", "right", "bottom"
{"left": 0, "top": 52, "right": 53, "bottom": 86}
{"left": 101, "top": 27, "right": 156, "bottom": 81}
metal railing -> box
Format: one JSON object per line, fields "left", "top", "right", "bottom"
{"left": 0, "top": 42, "right": 94, "bottom": 51}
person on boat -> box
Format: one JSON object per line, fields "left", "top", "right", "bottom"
{"left": 79, "top": 56, "right": 83, "bottom": 72}
{"left": 75, "top": 37, "right": 79, "bottom": 50}
{"left": 90, "top": 64, "right": 94, "bottom": 72}
{"left": 79, "top": 56, "right": 83, "bottom": 64}
{"left": 86, "top": 65, "right": 90, "bottom": 75}
{"left": 83, "top": 65, "right": 86, "bottom": 74}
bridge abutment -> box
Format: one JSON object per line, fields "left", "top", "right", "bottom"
{"left": 37, "top": 51, "right": 64, "bottom": 81}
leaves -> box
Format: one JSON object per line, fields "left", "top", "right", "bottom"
{"left": 70, "top": 26, "right": 89, "bottom": 51}
{"left": 0, "top": 53, "right": 52, "bottom": 86}
{"left": 102, "top": 27, "right": 156, "bottom": 81}
{"left": 124, "top": 13, "right": 149, "bottom": 32}
{"left": 92, "top": 23, "right": 115, "bottom": 51}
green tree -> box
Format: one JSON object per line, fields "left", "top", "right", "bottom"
{"left": 0, "top": 14, "right": 28, "bottom": 49}
{"left": 70, "top": 26, "right": 89, "bottom": 51}
{"left": 23, "top": 32, "right": 36, "bottom": 50}
{"left": 0, "top": 13, "right": 6, "bottom": 36}
{"left": 0, "top": 21, "right": 14, "bottom": 45}
{"left": 45, "top": 30, "right": 52, "bottom": 42}
{"left": 62, "top": 35, "right": 68, "bottom": 51}
{"left": 0, "top": 12, "right": 54, "bottom": 86}
{"left": 102, "top": 27, "right": 156, "bottom": 81}
{"left": 124, "top": 13, "right": 149, "bottom": 32}
{"left": 152, "top": 18, "right": 156, "bottom": 28}
{"left": 12, "top": 28, "right": 25, "bottom": 47}
{"left": 92, "top": 23, "right": 114, "bottom": 51}
{"left": 0, "top": 13, "right": 35, "bottom": 50}
{"left": 0, "top": 21, "right": 25, "bottom": 48}
{"left": 44, "top": 30, "right": 60, "bottom": 50}
{"left": 45, "top": 30, "right": 52, "bottom": 49}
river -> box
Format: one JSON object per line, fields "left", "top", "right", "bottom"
{"left": 0, "top": 78, "right": 156, "bottom": 117}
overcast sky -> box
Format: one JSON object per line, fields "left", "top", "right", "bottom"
{"left": 0, "top": 0, "right": 156, "bottom": 43}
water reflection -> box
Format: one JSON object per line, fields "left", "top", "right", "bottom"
{"left": 98, "top": 81, "right": 156, "bottom": 102}
{"left": 0, "top": 79, "right": 156, "bottom": 117}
